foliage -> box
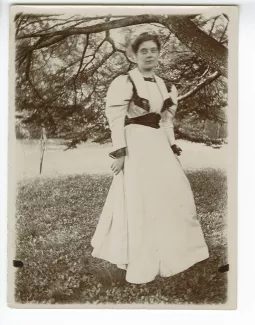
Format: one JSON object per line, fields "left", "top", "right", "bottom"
{"left": 15, "top": 13, "right": 229, "bottom": 147}
{"left": 174, "top": 112, "right": 227, "bottom": 146}
{"left": 15, "top": 170, "right": 228, "bottom": 304}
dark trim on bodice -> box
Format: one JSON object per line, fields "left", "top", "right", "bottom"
{"left": 128, "top": 76, "right": 150, "bottom": 112}
{"left": 162, "top": 97, "right": 174, "bottom": 112}
{"left": 126, "top": 75, "right": 175, "bottom": 113}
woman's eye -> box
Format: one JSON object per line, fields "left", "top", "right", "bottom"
{"left": 141, "top": 50, "right": 147, "bottom": 54}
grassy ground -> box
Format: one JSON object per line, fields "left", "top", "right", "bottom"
{"left": 15, "top": 168, "right": 228, "bottom": 305}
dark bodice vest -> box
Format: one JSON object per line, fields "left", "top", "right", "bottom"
{"left": 127, "top": 75, "right": 175, "bottom": 113}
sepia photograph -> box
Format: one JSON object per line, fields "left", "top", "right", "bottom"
{"left": 8, "top": 5, "right": 238, "bottom": 309}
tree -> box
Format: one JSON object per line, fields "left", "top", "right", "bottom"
{"left": 14, "top": 12, "right": 229, "bottom": 147}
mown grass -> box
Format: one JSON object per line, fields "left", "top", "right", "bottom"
{"left": 15, "top": 169, "right": 228, "bottom": 305}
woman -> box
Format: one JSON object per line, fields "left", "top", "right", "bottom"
{"left": 91, "top": 33, "right": 209, "bottom": 284}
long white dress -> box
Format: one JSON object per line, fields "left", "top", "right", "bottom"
{"left": 91, "top": 68, "right": 209, "bottom": 284}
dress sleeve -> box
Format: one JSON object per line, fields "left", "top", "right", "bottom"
{"left": 160, "top": 84, "right": 178, "bottom": 146}
{"left": 105, "top": 74, "right": 133, "bottom": 158}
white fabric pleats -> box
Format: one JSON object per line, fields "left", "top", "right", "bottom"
{"left": 91, "top": 71, "right": 209, "bottom": 284}
{"left": 91, "top": 124, "right": 209, "bottom": 284}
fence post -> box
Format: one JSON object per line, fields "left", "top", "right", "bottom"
{"left": 39, "top": 127, "right": 47, "bottom": 174}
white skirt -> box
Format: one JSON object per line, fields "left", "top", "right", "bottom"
{"left": 91, "top": 124, "right": 209, "bottom": 284}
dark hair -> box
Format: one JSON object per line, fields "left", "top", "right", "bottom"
{"left": 131, "top": 32, "right": 161, "bottom": 54}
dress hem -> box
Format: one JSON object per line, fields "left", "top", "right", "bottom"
{"left": 125, "top": 249, "right": 210, "bottom": 284}
{"left": 91, "top": 245, "right": 210, "bottom": 285}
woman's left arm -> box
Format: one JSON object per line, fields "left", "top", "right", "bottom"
{"left": 161, "top": 84, "right": 182, "bottom": 156}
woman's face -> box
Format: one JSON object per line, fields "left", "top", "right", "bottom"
{"left": 135, "top": 40, "right": 160, "bottom": 72}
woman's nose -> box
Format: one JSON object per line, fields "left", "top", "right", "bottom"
{"left": 146, "top": 52, "right": 153, "bottom": 58}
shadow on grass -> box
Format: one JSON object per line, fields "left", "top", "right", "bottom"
{"left": 15, "top": 169, "right": 228, "bottom": 305}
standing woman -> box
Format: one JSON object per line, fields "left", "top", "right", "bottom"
{"left": 91, "top": 33, "right": 209, "bottom": 284}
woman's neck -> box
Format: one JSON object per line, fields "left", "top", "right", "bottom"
{"left": 138, "top": 67, "right": 154, "bottom": 78}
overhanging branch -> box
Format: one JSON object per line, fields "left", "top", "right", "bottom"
{"left": 16, "top": 14, "right": 228, "bottom": 77}
{"left": 178, "top": 71, "right": 221, "bottom": 102}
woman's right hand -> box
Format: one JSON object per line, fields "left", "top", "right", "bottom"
{"left": 171, "top": 144, "right": 182, "bottom": 156}
{"left": 111, "top": 156, "right": 125, "bottom": 175}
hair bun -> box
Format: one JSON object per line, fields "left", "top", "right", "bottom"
{"left": 131, "top": 33, "right": 161, "bottom": 54}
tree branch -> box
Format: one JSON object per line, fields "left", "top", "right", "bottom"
{"left": 178, "top": 71, "right": 221, "bottom": 102}
{"left": 15, "top": 16, "right": 25, "bottom": 36}
{"left": 196, "top": 15, "right": 221, "bottom": 27}
{"left": 105, "top": 32, "right": 135, "bottom": 64}
{"left": 25, "top": 18, "right": 90, "bottom": 36}
{"left": 83, "top": 51, "right": 115, "bottom": 82}
{"left": 16, "top": 14, "right": 227, "bottom": 77}
{"left": 80, "top": 37, "right": 106, "bottom": 74}
{"left": 76, "top": 35, "right": 89, "bottom": 77}
{"left": 209, "top": 16, "right": 218, "bottom": 36}
{"left": 34, "top": 34, "right": 69, "bottom": 49}
{"left": 73, "top": 35, "right": 89, "bottom": 105}
{"left": 220, "top": 21, "right": 229, "bottom": 43}
{"left": 16, "top": 15, "right": 168, "bottom": 40}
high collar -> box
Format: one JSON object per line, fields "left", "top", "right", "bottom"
{"left": 128, "top": 67, "right": 169, "bottom": 102}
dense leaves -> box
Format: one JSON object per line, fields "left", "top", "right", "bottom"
{"left": 15, "top": 13, "right": 228, "bottom": 146}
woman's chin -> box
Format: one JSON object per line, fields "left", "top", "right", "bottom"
{"left": 142, "top": 64, "right": 155, "bottom": 70}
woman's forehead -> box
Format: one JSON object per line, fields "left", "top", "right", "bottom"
{"left": 138, "top": 40, "right": 158, "bottom": 50}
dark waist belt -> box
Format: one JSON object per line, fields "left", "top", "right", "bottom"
{"left": 124, "top": 112, "right": 161, "bottom": 129}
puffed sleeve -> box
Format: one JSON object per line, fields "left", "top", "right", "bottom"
{"left": 160, "top": 84, "right": 178, "bottom": 146}
{"left": 105, "top": 74, "right": 133, "bottom": 158}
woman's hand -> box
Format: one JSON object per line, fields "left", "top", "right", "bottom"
{"left": 111, "top": 156, "right": 125, "bottom": 175}
{"left": 171, "top": 144, "right": 182, "bottom": 156}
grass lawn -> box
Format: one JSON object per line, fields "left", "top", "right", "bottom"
{"left": 15, "top": 169, "right": 228, "bottom": 305}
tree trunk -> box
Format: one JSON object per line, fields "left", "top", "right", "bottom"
{"left": 163, "top": 16, "right": 228, "bottom": 77}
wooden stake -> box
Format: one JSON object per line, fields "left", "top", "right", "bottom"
{"left": 39, "top": 127, "right": 47, "bottom": 174}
